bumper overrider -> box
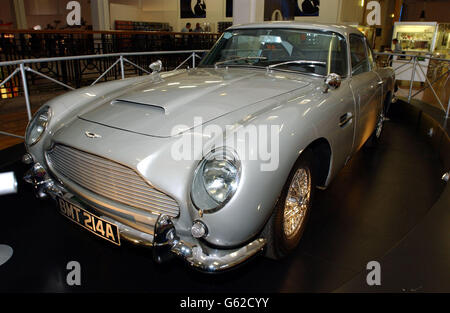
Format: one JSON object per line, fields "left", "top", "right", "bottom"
{"left": 23, "top": 159, "right": 266, "bottom": 273}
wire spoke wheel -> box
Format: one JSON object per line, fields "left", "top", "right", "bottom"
{"left": 262, "top": 149, "right": 315, "bottom": 260}
{"left": 283, "top": 167, "right": 311, "bottom": 239}
{"left": 375, "top": 113, "right": 384, "bottom": 139}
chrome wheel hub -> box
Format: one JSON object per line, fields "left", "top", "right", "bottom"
{"left": 375, "top": 114, "right": 384, "bottom": 139}
{"left": 283, "top": 167, "right": 311, "bottom": 239}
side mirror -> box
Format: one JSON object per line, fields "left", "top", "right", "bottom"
{"left": 323, "top": 73, "right": 341, "bottom": 93}
{"left": 149, "top": 60, "right": 162, "bottom": 73}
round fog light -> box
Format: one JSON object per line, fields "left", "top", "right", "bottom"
{"left": 22, "top": 153, "right": 33, "bottom": 164}
{"left": 191, "top": 221, "right": 208, "bottom": 238}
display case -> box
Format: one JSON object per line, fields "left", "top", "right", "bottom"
{"left": 392, "top": 22, "right": 438, "bottom": 53}
{"left": 434, "top": 23, "right": 450, "bottom": 58}
{"left": 391, "top": 22, "right": 438, "bottom": 82}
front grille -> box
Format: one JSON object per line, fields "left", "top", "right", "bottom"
{"left": 47, "top": 144, "right": 179, "bottom": 217}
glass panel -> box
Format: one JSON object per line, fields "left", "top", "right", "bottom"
{"left": 350, "top": 35, "right": 370, "bottom": 75}
{"left": 366, "top": 41, "right": 375, "bottom": 70}
{"left": 392, "top": 24, "right": 437, "bottom": 53}
{"left": 200, "top": 28, "right": 348, "bottom": 76}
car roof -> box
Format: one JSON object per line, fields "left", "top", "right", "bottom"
{"left": 228, "top": 21, "right": 363, "bottom": 37}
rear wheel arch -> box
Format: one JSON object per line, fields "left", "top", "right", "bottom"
{"left": 383, "top": 90, "right": 393, "bottom": 115}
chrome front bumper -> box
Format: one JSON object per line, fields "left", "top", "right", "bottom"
{"left": 24, "top": 161, "right": 266, "bottom": 272}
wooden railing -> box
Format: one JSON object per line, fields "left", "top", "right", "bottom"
{"left": 0, "top": 29, "right": 220, "bottom": 61}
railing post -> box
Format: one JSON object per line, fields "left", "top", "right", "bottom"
{"left": 408, "top": 56, "right": 417, "bottom": 104}
{"left": 119, "top": 55, "right": 125, "bottom": 80}
{"left": 19, "top": 63, "right": 32, "bottom": 121}
{"left": 446, "top": 97, "right": 450, "bottom": 119}
{"left": 192, "top": 52, "right": 196, "bottom": 69}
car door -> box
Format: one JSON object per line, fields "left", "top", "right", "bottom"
{"left": 328, "top": 33, "right": 356, "bottom": 167}
{"left": 366, "top": 40, "right": 385, "bottom": 113}
{"left": 349, "top": 34, "right": 383, "bottom": 152}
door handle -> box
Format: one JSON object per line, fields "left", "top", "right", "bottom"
{"left": 339, "top": 112, "right": 353, "bottom": 127}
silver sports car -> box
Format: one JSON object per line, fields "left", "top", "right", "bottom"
{"left": 23, "top": 22, "right": 395, "bottom": 272}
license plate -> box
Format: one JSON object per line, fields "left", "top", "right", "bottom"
{"left": 57, "top": 197, "right": 121, "bottom": 246}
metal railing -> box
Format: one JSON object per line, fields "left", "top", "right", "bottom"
{"left": 374, "top": 51, "right": 450, "bottom": 119}
{"left": 0, "top": 50, "right": 205, "bottom": 139}
{"left": 1, "top": 50, "right": 448, "bottom": 141}
{"left": 0, "top": 29, "right": 219, "bottom": 61}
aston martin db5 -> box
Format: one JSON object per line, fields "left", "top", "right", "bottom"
{"left": 23, "top": 22, "right": 395, "bottom": 272}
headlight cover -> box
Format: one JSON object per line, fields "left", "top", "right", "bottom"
{"left": 191, "top": 148, "right": 241, "bottom": 212}
{"left": 25, "top": 106, "right": 51, "bottom": 146}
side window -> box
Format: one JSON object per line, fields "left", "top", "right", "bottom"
{"left": 349, "top": 35, "right": 370, "bottom": 75}
{"left": 366, "top": 41, "right": 375, "bottom": 70}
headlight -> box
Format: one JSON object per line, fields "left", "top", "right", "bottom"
{"left": 191, "top": 148, "right": 241, "bottom": 212}
{"left": 25, "top": 106, "right": 51, "bottom": 146}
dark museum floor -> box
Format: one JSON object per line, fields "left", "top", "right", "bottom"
{"left": 0, "top": 113, "right": 447, "bottom": 293}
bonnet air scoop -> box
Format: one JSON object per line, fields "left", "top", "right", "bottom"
{"left": 111, "top": 99, "right": 166, "bottom": 114}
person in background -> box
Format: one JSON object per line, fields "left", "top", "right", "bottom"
{"left": 181, "top": 22, "right": 192, "bottom": 32}
{"left": 389, "top": 38, "right": 404, "bottom": 66}
{"left": 392, "top": 38, "right": 402, "bottom": 53}
{"left": 194, "top": 23, "right": 203, "bottom": 32}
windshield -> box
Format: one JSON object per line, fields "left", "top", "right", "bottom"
{"left": 200, "top": 28, "right": 348, "bottom": 77}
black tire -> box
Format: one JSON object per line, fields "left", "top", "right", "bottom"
{"left": 365, "top": 112, "right": 384, "bottom": 147}
{"left": 383, "top": 91, "right": 393, "bottom": 117}
{"left": 262, "top": 149, "right": 315, "bottom": 259}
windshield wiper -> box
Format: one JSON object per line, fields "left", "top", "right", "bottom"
{"left": 215, "top": 56, "right": 267, "bottom": 68}
{"left": 267, "top": 60, "right": 326, "bottom": 70}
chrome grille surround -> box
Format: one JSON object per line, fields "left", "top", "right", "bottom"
{"left": 46, "top": 144, "right": 179, "bottom": 217}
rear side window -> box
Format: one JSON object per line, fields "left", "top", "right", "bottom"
{"left": 349, "top": 35, "right": 370, "bottom": 75}
{"left": 366, "top": 41, "right": 375, "bottom": 70}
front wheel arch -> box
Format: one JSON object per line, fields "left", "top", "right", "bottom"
{"left": 262, "top": 148, "right": 315, "bottom": 259}
{"left": 305, "top": 138, "right": 332, "bottom": 188}
{"left": 261, "top": 138, "right": 332, "bottom": 258}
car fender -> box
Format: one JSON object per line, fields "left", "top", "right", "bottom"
{"left": 185, "top": 94, "right": 322, "bottom": 247}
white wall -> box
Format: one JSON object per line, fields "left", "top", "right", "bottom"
{"left": 109, "top": 0, "right": 353, "bottom": 32}
{"left": 339, "top": 0, "right": 365, "bottom": 24}
{"left": 24, "top": 0, "right": 93, "bottom": 29}
{"left": 109, "top": 0, "right": 233, "bottom": 32}
{"left": 233, "top": 0, "right": 264, "bottom": 25}
{"left": 108, "top": 0, "right": 391, "bottom": 40}
{"left": 109, "top": 3, "right": 140, "bottom": 22}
